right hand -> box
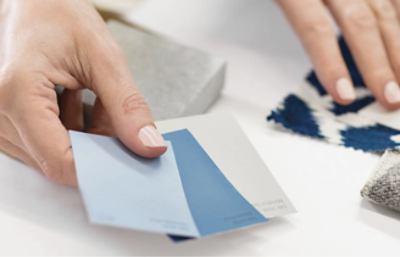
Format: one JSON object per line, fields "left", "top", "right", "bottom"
{"left": 0, "top": 0, "right": 167, "bottom": 185}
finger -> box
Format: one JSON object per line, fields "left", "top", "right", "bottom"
{"left": 369, "top": 0, "right": 400, "bottom": 81}
{"left": 327, "top": 0, "right": 400, "bottom": 109}
{"left": 10, "top": 76, "right": 77, "bottom": 185}
{"left": 59, "top": 89, "right": 84, "bottom": 131}
{"left": 0, "top": 135, "right": 41, "bottom": 171}
{"left": 277, "top": 0, "right": 355, "bottom": 104}
{"left": 43, "top": 66, "right": 85, "bottom": 91}
{"left": 88, "top": 97, "right": 117, "bottom": 137}
{"left": 87, "top": 45, "right": 167, "bottom": 158}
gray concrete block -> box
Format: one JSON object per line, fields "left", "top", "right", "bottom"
{"left": 83, "top": 20, "right": 226, "bottom": 122}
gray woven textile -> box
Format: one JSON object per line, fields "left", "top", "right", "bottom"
{"left": 361, "top": 150, "right": 400, "bottom": 211}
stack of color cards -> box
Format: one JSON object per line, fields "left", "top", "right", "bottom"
{"left": 70, "top": 113, "right": 295, "bottom": 241}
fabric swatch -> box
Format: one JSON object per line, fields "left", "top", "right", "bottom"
{"left": 268, "top": 36, "right": 400, "bottom": 152}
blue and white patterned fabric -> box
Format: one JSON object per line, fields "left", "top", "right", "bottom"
{"left": 268, "top": 37, "right": 400, "bottom": 152}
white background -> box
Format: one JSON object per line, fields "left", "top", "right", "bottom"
{"left": 0, "top": 0, "right": 399, "bottom": 255}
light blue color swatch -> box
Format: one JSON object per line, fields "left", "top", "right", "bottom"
{"left": 70, "top": 131, "right": 199, "bottom": 237}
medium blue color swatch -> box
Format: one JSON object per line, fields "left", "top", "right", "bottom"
{"left": 163, "top": 129, "right": 268, "bottom": 237}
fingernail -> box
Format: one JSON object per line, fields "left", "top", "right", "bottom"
{"left": 139, "top": 126, "right": 167, "bottom": 148}
{"left": 384, "top": 81, "right": 400, "bottom": 104}
{"left": 336, "top": 78, "right": 355, "bottom": 100}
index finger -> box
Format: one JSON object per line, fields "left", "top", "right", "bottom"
{"left": 277, "top": 0, "right": 356, "bottom": 104}
{"left": 10, "top": 76, "right": 77, "bottom": 185}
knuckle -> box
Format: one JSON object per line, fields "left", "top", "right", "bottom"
{"left": 302, "top": 16, "right": 332, "bottom": 36}
{"left": 345, "top": 4, "right": 377, "bottom": 29}
{"left": 91, "top": 38, "right": 126, "bottom": 63}
{"left": 0, "top": 62, "right": 55, "bottom": 113}
{"left": 15, "top": 77, "right": 58, "bottom": 116}
{"left": 300, "top": 7, "right": 332, "bottom": 35}
{"left": 319, "top": 66, "right": 345, "bottom": 80}
{"left": 37, "top": 146, "right": 74, "bottom": 184}
{"left": 40, "top": 158, "right": 63, "bottom": 183}
{"left": 121, "top": 92, "right": 150, "bottom": 116}
{"left": 22, "top": 78, "right": 50, "bottom": 96}
{"left": 368, "top": 68, "right": 394, "bottom": 86}
{"left": 109, "top": 43, "right": 126, "bottom": 60}
{"left": 297, "top": 1, "right": 332, "bottom": 36}
{"left": 370, "top": 67, "right": 391, "bottom": 79}
{"left": 373, "top": 0, "right": 397, "bottom": 21}
{"left": 87, "top": 40, "right": 129, "bottom": 90}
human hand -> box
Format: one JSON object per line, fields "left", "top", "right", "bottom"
{"left": 0, "top": 0, "right": 167, "bottom": 185}
{"left": 277, "top": 0, "right": 400, "bottom": 109}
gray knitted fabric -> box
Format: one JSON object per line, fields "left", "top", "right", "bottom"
{"left": 361, "top": 150, "right": 400, "bottom": 211}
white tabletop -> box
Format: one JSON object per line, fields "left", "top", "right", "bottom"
{"left": 1, "top": 0, "right": 399, "bottom": 255}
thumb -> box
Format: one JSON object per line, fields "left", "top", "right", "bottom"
{"left": 88, "top": 49, "right": 167, "bottom": 158}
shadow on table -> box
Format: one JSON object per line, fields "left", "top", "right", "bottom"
{"left": 0, "top": 155, "right": 296, "bottom": 255}
{"left": 359, "top": 199, "right": 400, "bottom": 240}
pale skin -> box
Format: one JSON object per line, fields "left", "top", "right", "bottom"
{"left": 277, "top": 0, "right": 400, "bottom": 108}
{"left": 0, "top": 0, "right": 167, "bottom": 186}
{"left": 1, "top": 0, "right": 400, "bottom": 186}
